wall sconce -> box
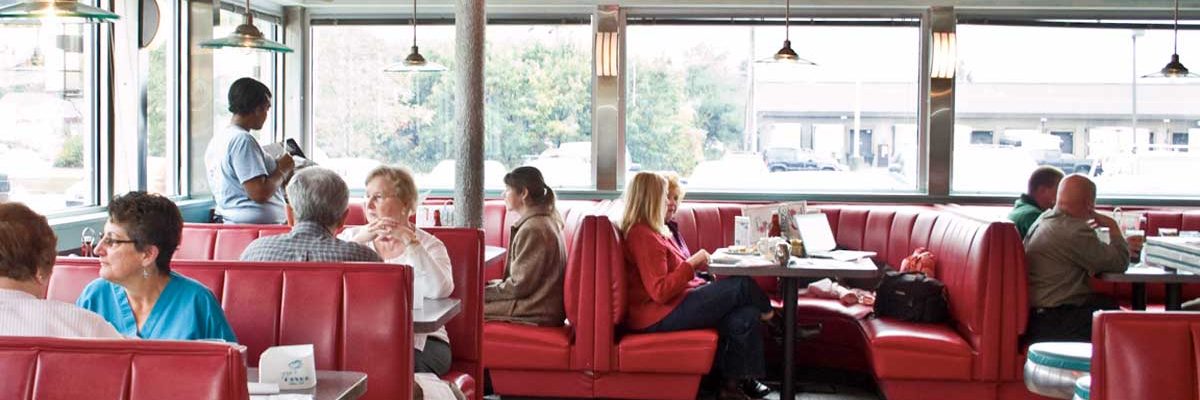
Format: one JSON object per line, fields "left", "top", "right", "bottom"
{"left": 932, "top": 31, "right": 956, "bottom": 79}
{"left": 595, "top": 31, "right": 619, "bottom": 77}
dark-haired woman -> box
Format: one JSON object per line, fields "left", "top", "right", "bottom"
{"left": 483, "top": 166, "right": 566, "bottom": 326}
{"left": 77, "top": 192, "right": 237, "bottom": 342}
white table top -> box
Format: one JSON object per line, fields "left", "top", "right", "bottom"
{"left": 708, "top": 248, "right": 879, "bottom": 279}
{"left": 414, "top": 298, "right": 461, "bottom": 334}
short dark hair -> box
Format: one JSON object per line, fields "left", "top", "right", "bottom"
{"left": 108, "top": 192, "right": 183, "bottom": 274}
{"left": 227, "top": 77, "right": 272, "bottom": 115}
{"left": 0, "top": 203, "right": 56, "bottom": 281}
{"left": 1027, "top": 166, "right": 1065, "bottom": 195}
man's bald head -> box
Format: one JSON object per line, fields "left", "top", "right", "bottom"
{"left": 1054, "top": 174, "right": 1098, "bottom": 218}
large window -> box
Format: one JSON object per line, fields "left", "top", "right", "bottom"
{"left": 214, "top": 8, "right": 279, "bottom": 144}
{"left": 311, "top": 23, "right": 592, "bottom": 190}
{"left": 146, "top": 0, "right": 179, "bottom": 197}
{"left": 0, "top": 22, "right": 96, "bottom": 213}
{"left": 626, "top": 22, "right": 920, "bottom": 193}
{"left": 954, "top": 24, "right": 1200, "bottom": 197}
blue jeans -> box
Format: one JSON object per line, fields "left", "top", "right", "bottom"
{"left": 639, "top": 276, "right": 772, "bottom": 379}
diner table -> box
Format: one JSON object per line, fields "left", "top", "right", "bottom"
{"left": 709, "top": 249, "right": 878, "bottom": 400}
{"left": 1099, "top": 264, "right": 1200, "bottom": 311}
{"left": 248, "top": 368, "right": 367, "bottom": 400}
{"left": 415, "top": 298, "right": 462, "bottom": 334}
{"left": 484, "top": 245, "right": 506, "bottom": 270}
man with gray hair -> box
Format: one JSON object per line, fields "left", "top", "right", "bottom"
{"left": 240, "top": 167, "right": 382, "bottom": 262}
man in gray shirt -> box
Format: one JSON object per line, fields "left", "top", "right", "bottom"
{"left": 1024, "top": 174, "right": 1128, "bottom": 343}
{"left": 240, "top": 167, "right": 381, "bottom": 263}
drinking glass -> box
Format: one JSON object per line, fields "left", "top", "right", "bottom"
{"left": 80, "top": 227, "right": 97, "bottom": 257}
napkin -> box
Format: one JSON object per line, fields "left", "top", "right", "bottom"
{"left": 259, "top": 344, "right": 317, "bottom": 390}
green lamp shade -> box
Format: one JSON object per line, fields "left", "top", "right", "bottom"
{"left": 0, "top": 1, "right": 119, "bottom": 23}
{"left": 199, "top": 23, "right": 293, "bottom": 53}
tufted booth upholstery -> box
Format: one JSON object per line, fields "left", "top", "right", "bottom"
{"left": 669, "top": 202, "right": 1031, "bottom": 400}
{"left": 176, "top": 223, "right": 289, "bottom": 261}
{"left": 423, "top": 227, "right": 486, "bottom": 400}
{"left": 482, "top": 200, "right": 598, "bottom": 398}
{"left": 48, "top": 258, "right": 414, "bottom": 400}
{"left": 0, "top": 336, "right": 249, "bottom": 400}
{"left": 1090, "top": 311, "right": 1200, "bottom": 400}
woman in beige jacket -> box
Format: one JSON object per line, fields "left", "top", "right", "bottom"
{"left": 483, "top": 166, "right": 567, "bottom": 326}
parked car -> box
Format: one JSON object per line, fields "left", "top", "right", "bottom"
{"left": 763, "top": 147, "right": 845, "bottom": 172}
{"left": 1027, "top": 148, "right": 1095, "bottom": 174}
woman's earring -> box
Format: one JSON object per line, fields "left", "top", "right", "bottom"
{"left": 143, "top": 267, "right": 150, "bottom": 279}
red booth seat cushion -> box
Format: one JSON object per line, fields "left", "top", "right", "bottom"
{"left": 483, "top": 323, "right": 573, "bottom": 370}
{"left": 0, "top": 336, "right": 248, "bottom": 400}
{"left": 615, "top": 330, "right": 718, "bottom": 374}
{"left": 862, "top": 318, "right": 974, "bottom": 380}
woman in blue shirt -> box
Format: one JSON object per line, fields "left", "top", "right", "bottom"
{"left": 77, "top": 192, "right": 237, "bottom": 342}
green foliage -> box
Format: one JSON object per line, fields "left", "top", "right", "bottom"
{"left": 55, "top": 133, "right": 83, "bottom": 168}
{"left": 147, "top": 45, "right": 167, "bottom": 157}
{"left": 626, "top": 59, "right": 701, "bottom": 175}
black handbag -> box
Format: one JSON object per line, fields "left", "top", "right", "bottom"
{"left": 873, "top": 268, "right": 950, "bottom": 323}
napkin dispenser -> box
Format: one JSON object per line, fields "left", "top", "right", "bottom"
{"left": 258, "top": 344, "right": 317, "bottom": 389}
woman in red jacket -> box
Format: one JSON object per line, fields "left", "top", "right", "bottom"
{"left": 621, "top": 172, "right": 773, "bottom": 400}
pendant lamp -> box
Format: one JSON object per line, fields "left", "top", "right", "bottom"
{"left": 1143, "top": 0, "right": 1196, "bottom": 79}
{"left": 199, "top": 0, "right": 292, "bottom": 53}
{"left": 756, "top": 0, "right": 815, "bottom": 65}
{"left": 384, "top": 0, "right": 446, "bottom": 73}
{"left": 0, "top": 0, "right": 119, "bottom": 23}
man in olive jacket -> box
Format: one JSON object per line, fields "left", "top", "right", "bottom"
{"left": 1024, "top": 174, "right": 1127, "bottom": 343}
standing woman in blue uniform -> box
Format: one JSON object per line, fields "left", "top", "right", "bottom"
{"left": 77, "top": 192, "right": 237, "bottom": 342}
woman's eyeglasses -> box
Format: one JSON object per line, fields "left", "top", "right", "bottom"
{"left": 366, "top": 193, "right": 399, "bottom": 204}
{"left": 97, "top": 235, "right": 138, "bottom": 248}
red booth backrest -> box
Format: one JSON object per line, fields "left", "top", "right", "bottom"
{"left": 48, "top": 258, "right": 414, "bottom": 400}
{"left": 177, "top": 223, "right": 290, "bottom": 261}
{"left": 1142, "top": 210, "right": 1200, "bottom": 236}
{"left": 0, "top": 336, "right": 249, "bottom": 400}
{"left": 423, "top": 227, "right": 486, "bottom": 398}
{"left": 1091, "top": 311, "right": 1200, "bottom": 400}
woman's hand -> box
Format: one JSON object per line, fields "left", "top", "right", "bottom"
{"left": 370, "top": 217, "right": 418, "bottom": 245}
{"left": 686, "top": 249, "right": 710, "bottom": 268}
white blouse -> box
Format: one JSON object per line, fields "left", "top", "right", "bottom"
{"left": 0, "top": 288, "right": 124, "bottom": 339}
{"left": 338, "top": 226, "right": 455, "bottom": 350}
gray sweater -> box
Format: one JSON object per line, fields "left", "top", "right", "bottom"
{"left": 1024, "top": 209, "right": 1129, "bottom": 308}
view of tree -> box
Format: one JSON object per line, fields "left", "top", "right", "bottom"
{"left": 310, "top": 25, "right": 747, "bottom": 181}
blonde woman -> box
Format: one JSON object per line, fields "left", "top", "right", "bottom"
{"left": 338, "top": 165, "right": 455, "bottom": 376}
{"left": 621, "top": 172, "right": 773, "bottom": 400}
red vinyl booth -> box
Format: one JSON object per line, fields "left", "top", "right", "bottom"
{"left": 1090, "top": 311, "right": 1200, "bottom": 400}
{"left": 481, "top": 202, "right": 598, "bottom": 398}
{"left": 0, "top": 336, "right": 249, "bottom": 400}
{"left": 48, "top": 258, "right": 414, "bottom": 400}
{"left": 172, "top": 223, "right": 487, "bottom": 399}
{"left": 424, "top": 227, "right": 487, "bottom": 400}
{"left": 592, "top": 201, "right": 719, "bottom": 400}
{"left": 668, "top": 202, "right": 1032, "bottom": 400}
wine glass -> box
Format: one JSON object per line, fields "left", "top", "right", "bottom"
{"left": 80, "top": 227, "right": 97, "bottom": 257}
